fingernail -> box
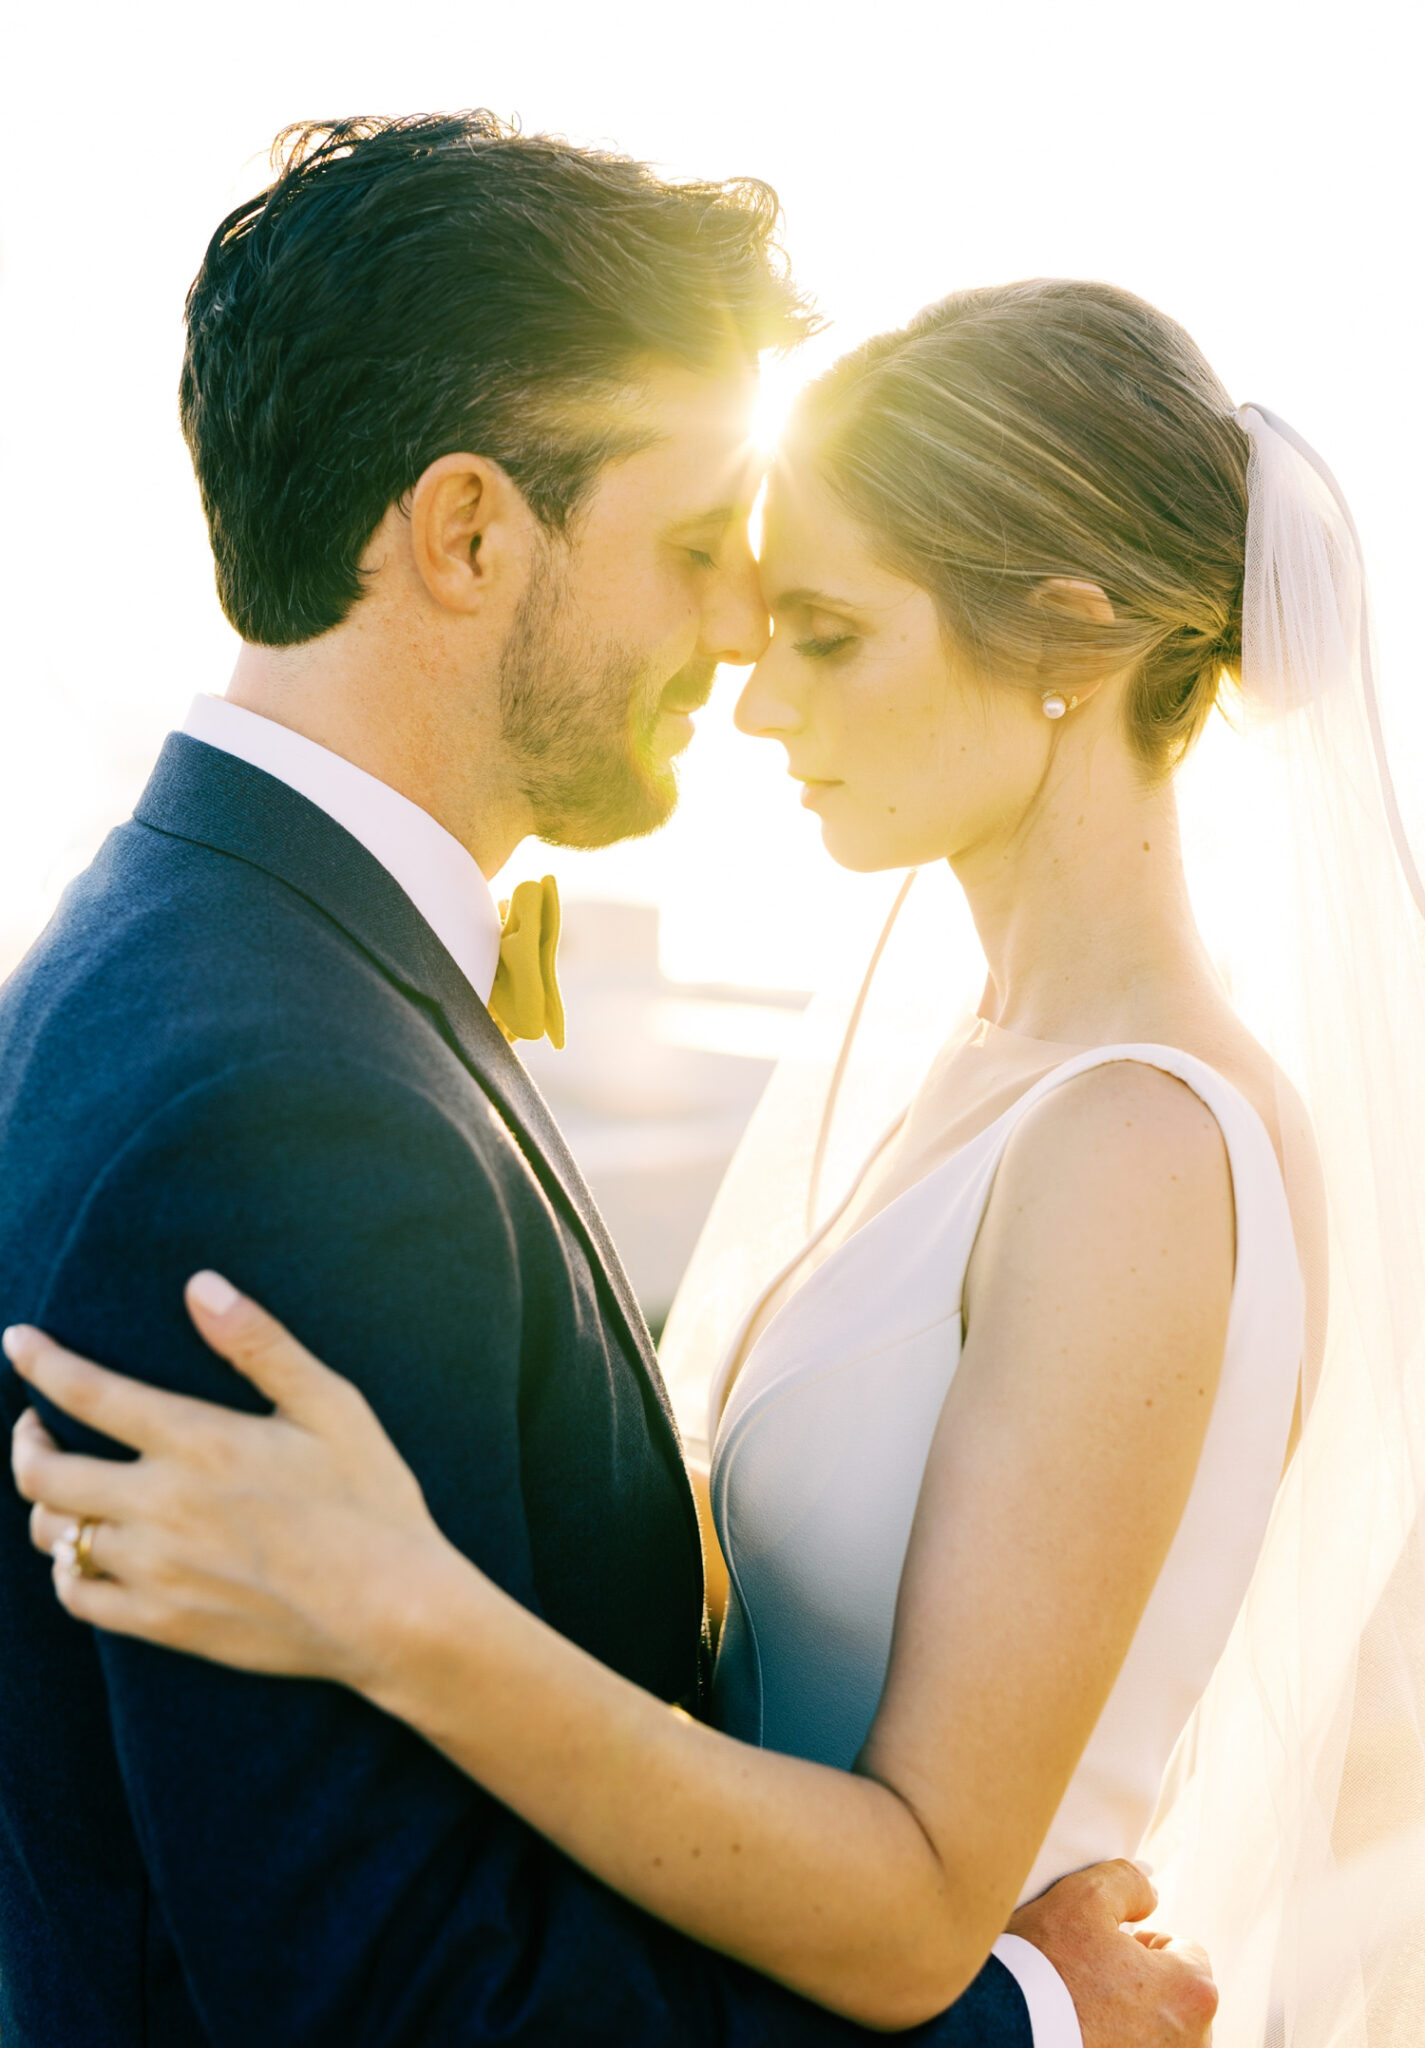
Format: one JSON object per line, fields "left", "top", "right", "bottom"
{"left": 3, "top": 1327, "right": 33, "bottom": 1371}
{"left": 189, "top": 1272, "right": 238, "bottom": 1316}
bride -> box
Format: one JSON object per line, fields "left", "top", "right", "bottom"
{"left": 11, "top": 281, "right": 1423, "bottom": 2042}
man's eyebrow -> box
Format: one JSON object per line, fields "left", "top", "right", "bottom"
{"left": 668, "top": 504, "right": 742, "bottom": 532}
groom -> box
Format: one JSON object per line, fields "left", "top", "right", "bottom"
{"left": 0, "top": 115, "right": 1212, "bottom": 2046}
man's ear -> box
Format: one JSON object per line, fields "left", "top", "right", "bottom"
{"left": 406, "top": 453, "right": 534, "bottom": 615}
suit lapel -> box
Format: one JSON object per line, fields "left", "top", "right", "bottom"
{"left": 416, "top": 983, "right": 669, "bottom": 1415}
{"left": 134, "top": 736, "right": 675, "bottom": 1431}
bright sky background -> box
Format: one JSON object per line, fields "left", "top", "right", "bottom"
{"left": 2, "top": 0, "right": 1421, "bottom": 990}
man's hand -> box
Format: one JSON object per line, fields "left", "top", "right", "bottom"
{"left": 1009, "top": 1860, "right": 1217, "bottom": 2046}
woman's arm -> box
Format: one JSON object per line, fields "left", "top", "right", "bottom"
{"left": 10, "top": 1063, "right": 1233, "bottom": 2031}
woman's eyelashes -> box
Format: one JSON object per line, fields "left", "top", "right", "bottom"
{"left": 792, "top": 633, "right": 857, "bottom": 660}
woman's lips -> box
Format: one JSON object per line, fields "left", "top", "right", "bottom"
{"left": 797, "top": 778, "right": 843, "bottom": 809}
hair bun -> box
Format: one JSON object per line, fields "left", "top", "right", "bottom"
{"left": 1215, "top": 583, "right": 1244, "bottom": 672}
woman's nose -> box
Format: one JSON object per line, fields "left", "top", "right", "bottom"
{"left": 734, "top": 649, "right": 802, "bottom": 739}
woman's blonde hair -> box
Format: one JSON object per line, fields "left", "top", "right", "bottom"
{"left": 789, "top": 280, "right": 1248, "bottom": 775}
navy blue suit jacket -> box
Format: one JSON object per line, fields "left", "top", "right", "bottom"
{"left": 0, "top": 735, "right": 1031, "bottom": 2046}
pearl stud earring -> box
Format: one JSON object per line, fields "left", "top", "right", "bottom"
{"left": 1041, "top": 691, "right": 1076, "bottom": 719}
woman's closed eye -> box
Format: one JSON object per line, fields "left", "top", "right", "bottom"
{"left": 792, "top": 633, "right": 857, "bottom": 660}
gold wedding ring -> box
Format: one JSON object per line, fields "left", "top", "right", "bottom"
{"left": 72, "top": 1517, "right": 103, "bottom": 1579}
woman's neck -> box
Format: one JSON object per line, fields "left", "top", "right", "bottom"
{"left": 953, "top": 743, "right": 1215, "bottom": 1048}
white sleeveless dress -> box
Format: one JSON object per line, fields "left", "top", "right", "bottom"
{"left": 708, "top": 1044, "right": 1304, "bottom": 1904}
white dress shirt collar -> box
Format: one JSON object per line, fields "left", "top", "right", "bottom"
{"left": 181, "top": 695, "right": 502, "bottom": 1004}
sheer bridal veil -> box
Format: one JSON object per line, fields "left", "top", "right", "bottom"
{"left": 1137, "top": 409, "right": 1425, "bottom": 2046}
{"left": 660, "top": 407, "right": 1425, "bottom": 2044}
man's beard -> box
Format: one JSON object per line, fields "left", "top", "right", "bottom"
{"left": 498, "top": 546, "right": 713, "bottom": 850}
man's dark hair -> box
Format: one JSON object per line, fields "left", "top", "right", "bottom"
{"left": 180, "top": 112, "right": 816, "bottom": 645}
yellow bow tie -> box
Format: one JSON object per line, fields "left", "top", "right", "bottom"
{"left": 489, "top": 875, "right": 565, "bottom": 1049}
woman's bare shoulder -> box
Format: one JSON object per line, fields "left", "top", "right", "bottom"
{"left": 966, "top": 1057, "right": 1235, "bottom": 1325}
{"left": 1005, "top": 1054, "right": 1233, "bottom": 1192}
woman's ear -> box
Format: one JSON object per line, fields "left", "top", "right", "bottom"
{"left": 405, "top": 453, "right": 532, "bottom": 615}
{"left": 1030, "top": 576, "right": 1116, "bottom": 627}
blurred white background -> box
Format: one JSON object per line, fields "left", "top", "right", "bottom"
{"left": 2, "top": 0, "right": 1421, "bottom": 994}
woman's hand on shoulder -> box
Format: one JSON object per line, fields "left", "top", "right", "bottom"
{"left": 7, "top": 1275, "right": 464, "bottom": 1688}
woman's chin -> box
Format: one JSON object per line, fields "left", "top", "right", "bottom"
{"left": 815, "top": 818, "right": 929, "bottom": 875}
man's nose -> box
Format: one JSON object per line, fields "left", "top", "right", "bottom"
{"left": 699, "top": 538, "right": 770, "bottom": 669}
